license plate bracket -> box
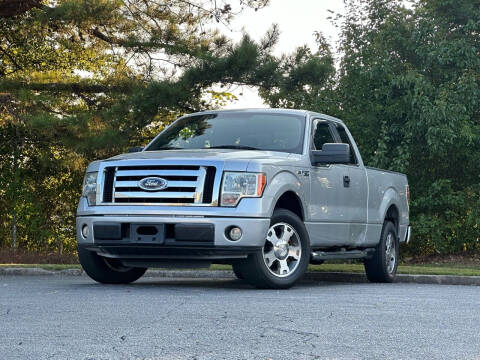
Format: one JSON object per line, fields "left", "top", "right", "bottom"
{"left": 130, "top": 224, "right": 165, "bottom": 244}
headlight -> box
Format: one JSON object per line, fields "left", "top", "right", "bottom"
{"left": 82, "top": 172, "right": 98, "bottom": 206}
{"left": 220, "top": 172, "right": 266, "bottom": 207}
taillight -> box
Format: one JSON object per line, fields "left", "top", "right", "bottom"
{"left": 406, "top": 185, "right": 410, "bottom": 205}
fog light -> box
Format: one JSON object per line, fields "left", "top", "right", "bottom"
{"left": 81, "top": 225, "right": 89, "bottom": 239}
{"left": 228, "top": 227, "right": 242, "bottom": 241}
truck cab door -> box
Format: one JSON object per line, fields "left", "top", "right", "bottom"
{"left": 331, "top": 122, "right": 368, "bottom": 246}
{"left": 306, "top": 119, "right": 350, "bottom": 247}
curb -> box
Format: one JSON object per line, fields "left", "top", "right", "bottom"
{"left": 0, "top": 267, "right": 84, "bottom": 276}
{"left": 305, "top": 271, "right": 480, "bottom": 286}
{"left": 1, "top": 267, "right": 479, "bottom": 286}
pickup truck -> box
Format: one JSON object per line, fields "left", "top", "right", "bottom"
{"left": 77, "top": 109, "right": 410, "bottom": 289}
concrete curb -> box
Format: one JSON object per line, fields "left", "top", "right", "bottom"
{"left": 305, "top": 271, "right": 480, "bottom": 286}
{"left": 1, "top": 267, "right": 479, "bottom": 286}
{"left": 0, "top": 267, "right": 84, "bottom": 276}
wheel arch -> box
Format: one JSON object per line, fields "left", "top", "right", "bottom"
{"left": 384, "top": 204, "right": 400, "bottom": 234}
{"left": 377, "top": 187, "right": 401, "bottom": 229}
{"left": 263, "top": 170, "right": 307, "bottom": 220}
{"left": 273, "top": 191, "right": 305, "bottom": 221}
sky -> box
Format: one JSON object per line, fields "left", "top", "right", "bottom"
{"left": 218, "top": 0, "right": 346, "bottom": 109}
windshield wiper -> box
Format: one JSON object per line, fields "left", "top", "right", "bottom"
{"left": 153, "top": 146, "right": 185, "bottom": 150}
{"left": 209, "top": 145, "right": 260, "bottom": 150}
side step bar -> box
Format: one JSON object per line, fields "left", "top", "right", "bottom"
{"left": 311, "top": 248, "right": 375, "bottom": 262}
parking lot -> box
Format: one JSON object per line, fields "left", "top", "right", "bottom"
{"left": 1, "top": 275, "right": 479, "bottom": 360}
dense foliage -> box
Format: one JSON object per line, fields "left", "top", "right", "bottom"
{"left": 338, "top": 0, "right": 480, "bottom": 255}
{"left": 262, "top": 0, "right": 480, "bottom": 255}
{"left": 0, "top": 0, "right": 479, "bottom": 256}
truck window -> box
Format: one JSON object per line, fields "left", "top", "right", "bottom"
{"left": 312, "top": 121, "right": 335, "bottom": 150}
{"left": 333, "top": 123, "right": 358, "bottom": 165}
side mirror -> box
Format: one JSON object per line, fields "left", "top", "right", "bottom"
{"left": 311, "top": 143, "right": 350, "bottom": 165}
{"left": 128, "top": 146, "right": 144, "bottom": 153}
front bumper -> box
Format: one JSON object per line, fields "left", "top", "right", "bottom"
{"left": 78, "top": 243, "right": 261, "bottom": 261}
{"left": 76, "top": 215, "right": 270, "bottom": 260}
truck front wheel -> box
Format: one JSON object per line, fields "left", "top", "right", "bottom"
{"left": 364, "top": 221, "right": 399, "bottom": 283}
{"left": 238, "top": 209, "right": 311, "bottom": 289}
{"left": 231, "top": 262, "right": 245, "bottom": 280}
{"left": 78, "top": 247, "right": 147, "bottom": 284}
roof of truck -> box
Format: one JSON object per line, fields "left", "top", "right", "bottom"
{"left": 184, "top": 108, "right": 345, "bottom": 124}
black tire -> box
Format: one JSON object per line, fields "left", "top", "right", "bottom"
{"left": 237, "top": 209, "right": 311, "bottom": 289}
{"left": 310, "top": 258, "right": 324, "bottom": 265}
{"left": 78, "top": 247, "right": 147, "bottom": 284}
{"left": 232, "top": 262, "right": 245, "bottom": 280}
{"left": 364, "top": 221, "right": 399, "bottom": 283}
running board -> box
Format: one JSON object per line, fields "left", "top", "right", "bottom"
{"left": 311, "top": 248, "right": 375, "bottom": 261}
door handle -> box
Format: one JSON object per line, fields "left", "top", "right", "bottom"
{"left": 343, "top": 175, "right": 350, "bottom": 188}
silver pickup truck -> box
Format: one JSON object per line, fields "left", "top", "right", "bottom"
{"left": 77, "top": 109, "right": 410, "bottom": 288}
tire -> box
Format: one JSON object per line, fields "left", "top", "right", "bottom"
{"left": 237, "top": 209, "right": 311, "bottom": 289}
{"left": 232, "top": 262, "right": 245, "bottom": 280}
{"left": 78, "top": 247, "right": 147, "bottom": 284}
{"left": 310, "top": 258, "right": 324, "bottom": 265}
{"left": 364, "top": 221, "right": 399, "bottom": 283}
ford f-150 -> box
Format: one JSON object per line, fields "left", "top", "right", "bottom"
{"left": 77, "top": 109, "right": 410, "bottom": 288}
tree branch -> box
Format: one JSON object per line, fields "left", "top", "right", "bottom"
{"left": 0, "top": 0, "right": 42, "bottom": 18}
{"left": 0, "top": 80, "right": 137, "bottom": 94}
{"left": 0, "top": 45, "right": 22, "bottom": 71}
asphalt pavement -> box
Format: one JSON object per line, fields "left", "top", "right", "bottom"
{"left": 1, "top": 275, "right": 479, "bottom": 360}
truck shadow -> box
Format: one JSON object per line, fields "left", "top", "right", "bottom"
{"left": 72, "top": 277, "right": 366, "bottom": 291}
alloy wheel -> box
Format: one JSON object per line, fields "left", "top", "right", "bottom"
{"left": 385, "top": 232, "right": 396, "bottom": 274}
{"left": 262, "top": 222, "right": 302, "bottom": 278}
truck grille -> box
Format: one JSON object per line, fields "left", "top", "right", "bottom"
{"left": 102, "top": 165, "right": 215, "bottom": 205}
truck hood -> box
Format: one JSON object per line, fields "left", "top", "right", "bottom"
{"left": 107, "top": 149, "right": 289, "bottom": 161}
{"left": 93, "top": 149, "right": 293, "bottom": 172}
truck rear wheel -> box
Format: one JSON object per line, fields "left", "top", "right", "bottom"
{"left": 364, "top": 221, "right": 399, "bottom": 283}
{"left": 78, "top": 247, "right": 147, "bottom": 284}
{"left": 238, "top": 209, "right": 310, "bottom": 289}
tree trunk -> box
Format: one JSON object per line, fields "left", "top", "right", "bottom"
{"left": 11, "top": 116, "right": 19, "bottom": 250}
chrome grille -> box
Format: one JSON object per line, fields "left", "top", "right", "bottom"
{"left": 104, "top": 165, "right": 211, "bottom": 205}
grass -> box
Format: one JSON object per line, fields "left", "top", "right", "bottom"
{"left": 212, "top": 263, "right": 480, "bottom": 277}
{"left": 1, "top": 262, "right": 480, "bottom": 276}
{"left": 0, "top": 264, "right": 81, "bottom": 271}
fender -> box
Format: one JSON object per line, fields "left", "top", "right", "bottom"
{"left": 262, "top": 170, "right": 307, "bottom": 218}
{"left": 377, "top": 187, "right": 401, "bottom": 224}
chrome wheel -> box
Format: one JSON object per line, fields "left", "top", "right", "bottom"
{"left": 262, "top": 222, "right": 302, "bottom": 278}
{"left": 385, "top": 232, "right": 396, "bottom": 274}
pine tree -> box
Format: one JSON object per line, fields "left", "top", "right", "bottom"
{"left": 0, "top": 0, "right": 283, "bottom": 252}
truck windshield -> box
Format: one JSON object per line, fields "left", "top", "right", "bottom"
{"left": 145, "top": 112, "right": 306, "bottom": 154}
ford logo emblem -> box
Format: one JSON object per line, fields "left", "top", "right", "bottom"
{"left": 138, "top": 177, "right": 168, "bottom": 191}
